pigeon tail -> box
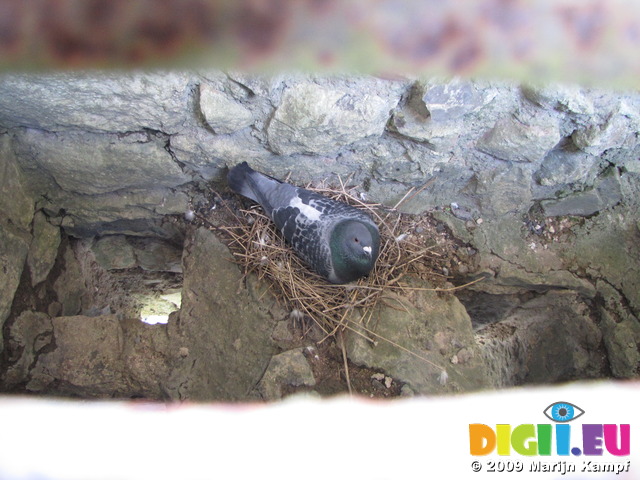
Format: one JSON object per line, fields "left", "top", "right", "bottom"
{"left": 227, "top": 162, "right": 280, "bottom": 214}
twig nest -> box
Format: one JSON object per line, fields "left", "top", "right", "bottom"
{"left": 219, "top": 181, "right": 448, "bottom": 339}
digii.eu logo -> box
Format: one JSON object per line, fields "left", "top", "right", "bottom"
{"left": 469, "top": 401, "right": 630, "bottom": 456}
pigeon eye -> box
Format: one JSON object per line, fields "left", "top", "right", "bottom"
{"left": 354, "top": 237, "right": 359, "bottom": 243}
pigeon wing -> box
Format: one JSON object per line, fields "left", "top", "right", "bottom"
{"left": 271, "top": 187, "right": 343, "bottom": 279}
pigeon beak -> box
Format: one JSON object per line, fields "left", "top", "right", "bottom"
{"left": 363, "top": 246, "right": 372, "bottom": 256}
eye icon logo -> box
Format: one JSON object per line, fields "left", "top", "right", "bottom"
{"left": 543, "top": 402, "right": 585, "bottom": 423}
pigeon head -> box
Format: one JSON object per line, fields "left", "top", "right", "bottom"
{"left": 330, "top": 220, "right": 380, "bottom": 283}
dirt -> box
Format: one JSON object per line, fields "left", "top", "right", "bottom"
{"left": 523, "top": 208, "right": 584, "bottom": 247}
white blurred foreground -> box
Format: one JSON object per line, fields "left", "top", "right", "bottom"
{"left": 0, "top": 381, "right": 638, "bottom": 480}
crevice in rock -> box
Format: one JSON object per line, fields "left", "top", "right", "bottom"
{"left": 457, "top": 290, "right": 541, "bottom": 330}
{"left": 593, "top": 276, "right": 639, "bottom": 321}
{"left": 191, "top": 82, "right": 214, "bottom": 135}
{"left": 225, "top": 74, "right": 257, "bottom": 98}
{"left": 473, "top": 291, "right": 610, "bottom": 387}
{"left": 162, "top": 134, "right": 191, "bottom": 176}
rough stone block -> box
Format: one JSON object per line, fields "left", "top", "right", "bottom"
{"left": 27, "top": 315, "right": 128, "bottom": 396}
{"left": 267, "top": 80, "right": 401, "bottom": 155}
{"left": 0, "top": 230, "right": 30, "bottom": 354}
{"left": 199, "top": 84, "right": 255, "bottom": 134}
{"left": 0, "top": 136, "right": 34, "bottom": 231}
{"left": 3, "top": 312, "right": 53, "bottom": 388}
{"left": 258, "top": 348, "right": 316, "bottom": 400}
{"left": 521, "top": 83, "right": 595, "bottom": 115}
{"left": 535, "top": 142, "right": 600, "bottom": 187}
{"left": 91, "top": 236, "right": 137, "bottom": 270}
{"left": 541, "top": 168, "right": 622, "bottom": 217}
{"left": 596, "top": 281, "right": 640, "bottom": 378}
{"left": 13, "top": 129, "right": 191, "bottom": 195}
{"left": 0, "top": 72, "right": 193, "bottom": 133}
{"left": 27, "top": 211, "right": 61, "bottom": 286}
{"left": 572, "top": 101, "right": 640, "bottom": 156}
{"left": 165, "top": 227, "right": 279, "bottom": 401}
{"left": 346, "top": 278, "right": 489, "bottom": 395}
{"left": 477, "top": 115, "right": 561, "bottom": 163}
{"left": 422, "top": 79, "right": 485, "bottom": 122}
{"left": 476, "top": 292, "right": 606, "bottom": 387}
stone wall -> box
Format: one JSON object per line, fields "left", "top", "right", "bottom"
{"left": 0, "top": 71, "right": 638, "bottom": 400}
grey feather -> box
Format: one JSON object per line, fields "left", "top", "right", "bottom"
{"left": 227, "top": 162, "right": 380, "bottom": 283}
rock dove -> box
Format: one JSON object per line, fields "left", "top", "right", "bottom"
{"left": 227, "top": 162, "right": 380, "bottom": 284}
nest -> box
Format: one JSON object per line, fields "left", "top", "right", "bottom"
{"left": 215, "top": 179, "right": 455, "bottom": 345}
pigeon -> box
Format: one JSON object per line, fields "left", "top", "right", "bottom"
{"left": 227, "top": 162, "right": 380, "bottom": 284}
